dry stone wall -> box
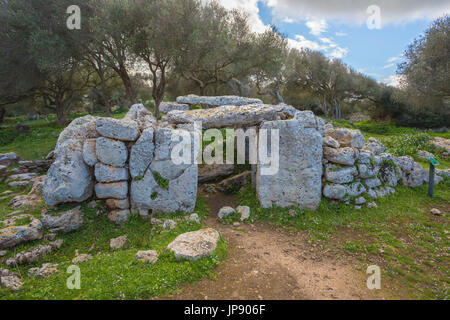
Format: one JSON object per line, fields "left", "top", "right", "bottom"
{"left": 42, "top": 96, "right": 438, "bottom": 223}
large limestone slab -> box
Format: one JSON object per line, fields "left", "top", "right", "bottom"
{"left": 41, "top": 206, "right": 83, "bottom": 233}
{"left": 96, "top": 137, "right": 128, "bottom": 167}
{"left": 176, "top": 95, "right": 263, "bottom": 107}
{"left": 130, "top": 127, "right": 198, "bottom": 213}
{"left": 160, "top": 102, "right": 189, "bottom": 113}
{"left": 167, "top": 228, "right": 220, "bottom": 261}
{"left": 257, "top": 119, "right": 323, "bottom": 210}
{"left": 44, "top": 116, "right": 98, "bottom": 206}
{"left": 163, "top": 104, "right": 296, "bottom": 129}
{"left": 96, "top": 118, "right": 139, "bottom": 141}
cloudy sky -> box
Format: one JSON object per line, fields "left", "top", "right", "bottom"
{"left": 216, "top": 0, "right": 450, "bottom": 86}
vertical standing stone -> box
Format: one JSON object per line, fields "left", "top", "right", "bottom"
{"left": 257, "top": 117, "right": 323, "bottom": 210}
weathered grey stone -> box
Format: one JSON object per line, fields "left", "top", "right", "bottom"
{"left": 323, "top": 136, "right": 340, "bottom": 148}
{"left": 325, "top": 164, "right": 357, "bottom": 184}
{"left": 218, "top": 207, "right": 235, "bottom": 219}
{"left": 95, "top": 163, "right": 129, "bottom": 183}
{"left": 8, "top": 181, "right": 31, "bottom": 188}
{"left": 7, "top": 173, "right": 38, "bottom": 182}
{"left": 96, "top": 137, "right": 128, "bottom": 167}
{"left": 136, "top": 250, "right": 158, "bottom": 264}
{"left": 5, "top": 240, "right": 62, "bottom": 266}
{"left": 124, "top": 104, "right": 156, "bottom": 131}
{"left": 160, "top": 102, "right": 189, "bottom": 113}
{"left": 198, "top": 164, "right": 235, "bottom": 183}
{"left": 163, "top": 104, "right": 296, "bottom": 129}
{"left": 72, "top": 253, "right": 92, "bottom": 264}
{"left": 44, "top": 116, "right": 98, "bottom": 206}
{"left": 106, "top": 198, "right": 130, "bottom": 210}
{"left": 379, "top": 161, "right": 402, "bottom": 187}
{"left": 0, "top": 269, "right": 23, "bottom": 291}
{"left": 82, "top": 139, "right": 98, "bottom": 167}
{"left": 107, "top": 209, "right": 130, "bottom": 225}
{"left": 367, "top": 189, "right": 378, "bottom": 200}
{"left": 236, "top": 206, "right": 251, "bottom": 221}
{"left": 95, "top": 182, "right": 128, "bottom": 199}
{"left": 363, "top": 177, "right": 382, "bottom": 189}
{"left": 257, "top": 119, "right": 323, "bottom": 210}
{"left": 346, "top": 182, "right": 367, "bottom": 197}
{"left": 163, "top": 219, "right": 177, "bottom": 230}
{"left": 0, "top": 152, "right": 20, "bottom": 166}
{"left": 0, "top": 165, "right": 7, "bottom": 176}
{"left": 294, "top": 111, "right": 325, "bottom": 133}
{"left": 176, "top": 95, "right": 263, "bottom": 107}
{"left": 0, "top": 215, "right": 43, "bottom": 249}
{"left": 355, "top": 197, "right": 366, "bottom": 205}
{"left": 326, "top": 128, "right": 366, "bottom": 148}
{"left": 402, "top": 162, "right": 428, "bottom": 187}
{"left": 41, "top": 206, "right": 83, "bottom": 233}
{"left": 417, "top": 150, "right": 434, "bottom": 160}
{"left": 131, "top": 127, "right": 198, "bottom": 214}
{"left": 358, "top": 163, "right": 380, "bottom": 179}
{"left": 218, "top": 171, "right": 251, "bottom": 193}
{"left": 395, "top": 156, "right": 415, "bottom": 173}
{"left": 189, "top": 213, "right": 200, "bottom": 224}
{"left": 28, "top": 263, "right": 59, "bottom": 279}
{"left": 323, "top": 184, "right": 348, "bottom": 200}
{"left": 110, "top": 235, "right": 129, "bottom": 250}
{"left": 323, "top": 147, "right": 355, "bottom": 166}
{"left": 368, "top": 202, "right": 378, "bottom": 209}
{"left": 96, "top": 117, "right": 139, "bottom": 141}
{"left": 436, "top": 169, "right": 450, "bottom": 178}
{"left": 364, "top": 137, "right": 387, "bottom": 155}
{"left": 167, "top": 228, "right": 220, "bottom": 261}
{"left": 129, "top": 128, "right": 155, "bottom": 179}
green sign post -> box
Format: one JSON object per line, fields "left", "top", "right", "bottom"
{"left": 427, "top": 157, "right": 440, "bottom": 198}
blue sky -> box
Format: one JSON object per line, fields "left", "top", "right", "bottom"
{"left": 217, "top": 0, "right": 449, "bottom": 86}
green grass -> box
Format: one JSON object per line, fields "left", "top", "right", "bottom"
{"left": 236, "top": 180, "right": 450, "bottom": 299}
{"left": 0, "top": 195, "right": 227, "bottom": 300}
{"left": 0, "top": 110, "right": 128, "bottom": 161}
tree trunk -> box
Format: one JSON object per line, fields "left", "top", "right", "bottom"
{"left": 100, "top": 76, "right": 111, "bottom": 116}
{"left": 55, "top": 97, "right": 67, "bottom": 126}
{"left": 117, "top": 66, "right": 136, "bottom": 105}
{"left": 0, "top": 106, "right": 5, "bottom": 124}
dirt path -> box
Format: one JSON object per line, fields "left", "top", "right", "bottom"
{"left": 163, "top": 192, "right": 394, "bottom": 300}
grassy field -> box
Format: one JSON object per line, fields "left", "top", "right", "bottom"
{"left": 0, "top": 114, "right": 449, "bottom": 300}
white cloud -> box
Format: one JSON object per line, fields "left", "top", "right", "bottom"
{"left": 268, "top": 0, "right": 450, "bottom": 26}
{"left": 383, "top": 74, "right": 405, "bottom": 87}
{"left": 288, "top": 35, "right": 349, "bottom": 59}
{"left": 288, "top": 35, "right": 327, "bottom": 51}
{"left": 382, "top": 63, "right": 396, "bottom": 69}
{"left": 283, "top": 17, "right": 294, "bottom": 23}
{"left": 329, "top": 47, "right": 349, "bottom": 59}
{"left": 306, "top": 19, "right": 327, "bottom": 36}
{"left": 335, "top": 32, "right": 348, "bottom": 37}
{"left": 214, "top": 0, "right": 269, "bottom": 33}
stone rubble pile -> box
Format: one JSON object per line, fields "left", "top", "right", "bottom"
{"left": 322, "top": 124, "right": 440, "bottom": 207}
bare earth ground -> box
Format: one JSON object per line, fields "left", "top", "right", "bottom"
{"left": 162, "top": 192, "right": 404, "bottom": 300}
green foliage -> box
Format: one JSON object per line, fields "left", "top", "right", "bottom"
{"left": 152, "top": 171, "right": 169, "bottom": 190}
{"left": 380, "top": 133, "right": 432, "bottom": 156}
